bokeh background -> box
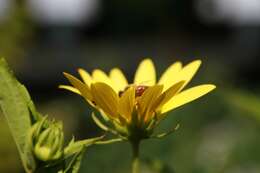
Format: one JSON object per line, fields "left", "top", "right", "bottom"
{"left": 1, "top": 0, "right": 260, "bottom": 172}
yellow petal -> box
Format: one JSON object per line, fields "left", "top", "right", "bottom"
{"left": 161, "top": 84, "right": 216, "bottom": 114}
{"left": 109, "top": 68, "right": 128, "bottom": 92}
{"left": 160, "top": 60, "right": 201, "bottom": 91}
{"left": 63, "top": 72, "right": 92, "bottom": 101}
{"left": 118, "top": 87, "right": 135, "bottom": 122}
{"left": 58, "top": 85, "right": 81, "bottom": 95}
{"left": 78, "top": 68, "right": 93, "bottom": 86}
{"left": 134, "top": 58, "right": 156, "bottom": 86}
{"left": 91, "top": 82, "right": 119, "bottom": 118}
{"left": 138, "top": 85, "right": 163, "bottom": 122}
{"left": 155, "top": 81, "right": 185, "bottom": 112}
{"left": 92, "top": 69, "right": 116, "bottom": 91}
{"left": 158, "top": 61, "right": 182, "bottom": 87}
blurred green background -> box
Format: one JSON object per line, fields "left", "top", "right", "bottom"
{"left": 1, "top": 0, "right": 260, "bottom": 173}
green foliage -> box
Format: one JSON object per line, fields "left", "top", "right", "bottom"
{"left": 0, "top": 116, "right": 22, "bottom": 172}
{"left": 0, "top": 58, "right": 35, "bottom": 172}
{"left": 0, "top": 58, "right": 104, "bottom": 173}
{"left": 64, "top": 136, "right": 103, "bottom": 159}
{"left": 64, "top": 148, "right": 85, "bottom": 173}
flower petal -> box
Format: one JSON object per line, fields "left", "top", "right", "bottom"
{"left": 78, "top": 68, "right": 93, "bottom": 86}
{"left": 158, "top": 61, "right": 182, "bottom": 88}
{"left": 63, "top": 72, "right": 92, "bottom": 101}
{"left": 155, "top": 81, "right": 185, "bottom": 112}
{"left": 58, "top": 85, "right": 80, "bottom": 95}
{"left": 92, "top": 69, "right": 116, "bottom": 91}
{"left": 109, "top": 68, "right": 128, "bottom": 92}
{"left": 91, "top": 82, "right": 119, "bottom": 118}
{"left": 161, "top": 84, "right": 216, "bottom": 114}
{"left": 134, "top": 58, "right": 156, "bottom": 86}
{"left": 138, "top": 85, "right": 163, "bottom": 122}
{"left": 160, "top": 60, "right": 201, "bottom": 91}
{"left": 118, "top": 87, "right": 135, "bottom": 122}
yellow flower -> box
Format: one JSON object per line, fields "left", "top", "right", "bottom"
{"left": 60, "top": 59, "right": 215, "bottom": 141}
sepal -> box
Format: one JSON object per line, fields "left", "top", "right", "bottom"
{"left": 150, "top": 124, "right": 180, "bottom": 139}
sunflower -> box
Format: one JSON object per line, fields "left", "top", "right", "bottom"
{"left": 59, "top": 59, "right": 215, "bottom": 142}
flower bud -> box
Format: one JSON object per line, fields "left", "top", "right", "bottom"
{"left": 31, "top": 119, "right": 64, "bottom": 162}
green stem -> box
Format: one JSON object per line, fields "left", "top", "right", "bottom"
{"left": 131, "top": 141, "right": 140, "bottom": 173}
{"left": 95, "top": 138, "right": 123, "bottom": 145}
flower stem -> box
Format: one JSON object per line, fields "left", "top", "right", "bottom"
{"left": 131, "top": 141, "right": 140, "bottom": 173}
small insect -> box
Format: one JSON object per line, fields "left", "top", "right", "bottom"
{"left": 135, "top": 85, "right": 149, "bottom": 97}
{"left": 119, "top": 83, "right": 150, "bottom": 97}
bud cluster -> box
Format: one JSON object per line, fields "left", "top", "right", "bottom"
{"left": 29, "top": 118, "right": 64, "bottom": 162}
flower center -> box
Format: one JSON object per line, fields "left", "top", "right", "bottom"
{"left": 119, "top": 85, "right": 149, "bottom": 97}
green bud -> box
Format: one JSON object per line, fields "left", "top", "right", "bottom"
{"left": 31, "top": 118, "right": 64, "bottom": 162}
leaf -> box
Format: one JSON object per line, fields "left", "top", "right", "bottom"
{"left": 22, "top": 133, "right": 37, "bottom": 172}
{"left": 0, "top": 58, "right": 36, "bottom": 172}
{"left": 19, "top": 84, "right": 42, "bottom": 122}
{"left": 64, "top": 135, "right": 104, "bottom": 159}
{"left": 65, "top": 148, "right": 85, "bottom": 173}
{"left": 64, "top": 147, "right": 85, "bottom": 173}
{"left": 71, "top": 149, "right": 85, "bottom": 173}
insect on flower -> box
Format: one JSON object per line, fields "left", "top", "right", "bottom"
{"left": 119, "top": 82, "right": 150, "bottom": 97}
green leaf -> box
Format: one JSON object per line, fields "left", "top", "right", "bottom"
{"left": 0, "top": 58, "right": 36, "bottom": 172}
{"left": 19, "top": 84, "right": 42, "bottom": 122}
{"left": 64, "top": 136, "right": 104, "bottom": 159}
{"left": 22, "top": 132, "right": 37, "bottom": 172}
{"left": 64, "top": 147, "right": 85, "bottom": 173}
{"left": 71, "top": 148, "right": 85, "bottom": 173}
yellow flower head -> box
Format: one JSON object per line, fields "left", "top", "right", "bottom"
{"left": 60, "top": 59, "right": 215, "bottom": 141}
